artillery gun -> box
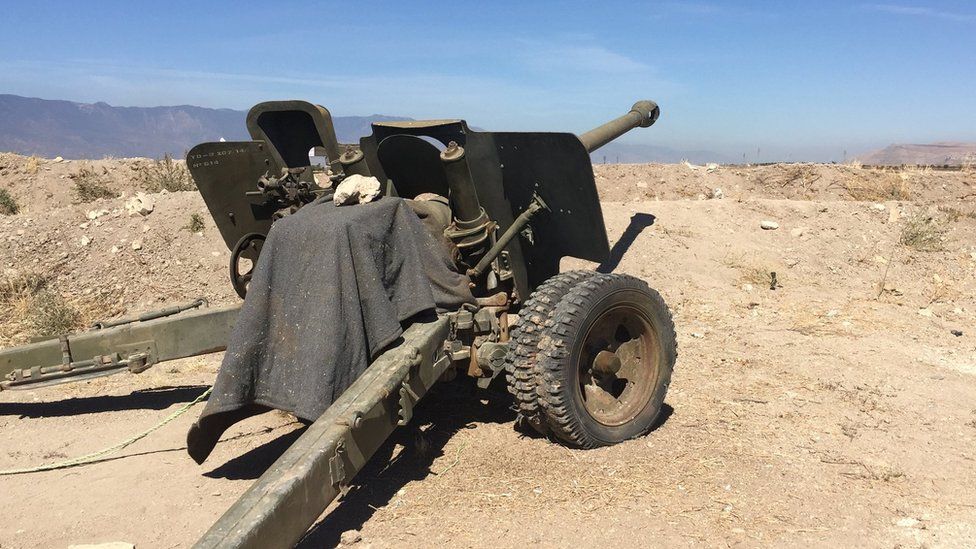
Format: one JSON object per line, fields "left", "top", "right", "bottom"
{"left": 0, "top": 99, "right": 676, "bottom": 548}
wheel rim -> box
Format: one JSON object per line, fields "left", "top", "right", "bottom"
{"left": 230, "top": 233, "right": 265, "bottom": 298}
{"left": 576, "top": 303, "right": 660, "bottom": 427}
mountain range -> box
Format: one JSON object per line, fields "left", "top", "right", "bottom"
{"left": 0, "top": 94, "right": 732, "bottom": 163}
{"left": 0, "top": 94, "right": 409, "bottom": 159}
{"left": 4, "top": 94, "right": 970, "bottom": 165}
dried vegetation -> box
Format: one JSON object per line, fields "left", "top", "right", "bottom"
{"left": 184, "top": 212, "right": 205, "bottom": 233}
{"left": 0, "top": 272, "right": 121, "bottom": 345}
{"left": 0, "top": 188, "right": 18, "bottom": 215}
{"left": 899, "top": 211, "right": 947, "bottom": 251}
{"left": 135, "top": 154, "right": 195, "bottom": 193}
{"left": 70, "top": 164, "right": 118, "bottom": 203}
{"left": 840, "top": 169, "right": 912, "bottom": 201}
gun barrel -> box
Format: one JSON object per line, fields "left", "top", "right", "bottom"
{"left": 578, "top": 100, "right": 660, "bottom": 153}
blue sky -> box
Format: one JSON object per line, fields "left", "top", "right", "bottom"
{"left": 2, "top": 1, "right": 974, "bottom": 161}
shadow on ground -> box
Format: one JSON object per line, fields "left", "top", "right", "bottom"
{"left": 204, "top": 425, "right": 309, "bottom": 480}
{"left": 297, "top": 379, "right": 516, "bottom": 547}
{"left": 597, "top": 213, "right": 656, "bottom": 274}
{"left": 0, "top": 385, "right": 211, "bottom": 418}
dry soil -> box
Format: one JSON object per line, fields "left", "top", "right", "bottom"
{"left": 1, "top": 155, "right": 975, "bottom": 548}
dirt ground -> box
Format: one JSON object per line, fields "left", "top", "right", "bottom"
{"left": 1, "top": 155, "right": 975, "bottom": 548}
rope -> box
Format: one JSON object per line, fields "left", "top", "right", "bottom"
{"left": 0, "top": 386, "right": 212, "bottom": 476}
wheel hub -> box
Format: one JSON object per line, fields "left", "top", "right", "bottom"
{"left": 578, "top": 306, "right": 660, "bottom": 427}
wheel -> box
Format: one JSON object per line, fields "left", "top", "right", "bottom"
{"left": 229, "top": 233, "right": 265, "bottom": 298}
{"left": 536, "top": 273, "right": 676, "bottom": 448}
{"left": 505, "top": 271, "right": 598, "bottom": 434}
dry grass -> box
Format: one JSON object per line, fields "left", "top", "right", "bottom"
{"left": 136, "top": 155, "right": 195, "bottom": 193}
{"left": 0, "top": 273, "right": 79, "bottom": 343}
{"left": 740, "top": 266, "right": 776, "bottom": 288}
{"left": 751, "top": 164, "right": 822, "bottom": 195}
{"left": 842, "top": 171, "right": 911, "bottom": 201}
{"left": 0, "top": 188, "right": 18, "bottom": 215}
{"left": 790, "top": 309, "right": 846, "bottom": 337}
{"left": 899, "top": 211, "right": 947, "bottom": 251}
{"left": 24, "top": 289, "right": 82, "bottom": 338}
{"left": 0, "top": 272, "right": 122, "bottom": 345}
{"left": 937, "top": 205, "right": 976, "bottom": 222}
{"left": 0, "top": 272, "right": 50, "bottom": 302}
{"left": 23, "top": 155, "right": 39, "bottom": 175}
{"left": 70, "top": 164, "right": 118, "bottom": 203}
{"left": 184, "top": 212, "right": 205, "bottom": 233}
{"left": 722, "top": 255, "right": 778, "bottom": 288}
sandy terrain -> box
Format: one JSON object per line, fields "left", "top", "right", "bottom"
{"left": 1, "top": 154, "right": 975, "bottom": 548}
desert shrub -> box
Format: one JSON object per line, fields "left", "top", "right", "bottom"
{"left": 0, "top": 188, "right": 18, "bottom": 215}
{"left": 752, "top": 164, "right": 821, "bottom": 191}
{"left": 137, "top": 154, "right": 195, "bottom": 192}
{"left": 899, "top": 211, "right": 946, "bottom": 251}
{"left": 184, "top": 212, "right": 205, "bottom": 232}
{"left": 26, "top": 289, "right": 82, "bottom": 337}
{"left": 70, "top": 165, "right": 118, "bottom": 203}
{"left": 0, "top": 272, "right": 49, "bottom": 302}
{"left": 843, "top": 172, "right": 911, "bottom": 201}
{"left": 934, "top": 205, "right": 976, "bottom": 222}
{"left": 0, "top": 273, "right": 79, "bottom": 339}
{"left": 24, "top": 155, "right": 39, "bottom": 175}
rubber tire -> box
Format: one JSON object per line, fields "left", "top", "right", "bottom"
{"left": 536, "top": 273, "right": 676, "bottom": 448}
{"left": 505, "top": 271, "right": 599, "bottom": 434}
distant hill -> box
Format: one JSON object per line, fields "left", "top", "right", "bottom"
{"left": 0, "top": 94, "right": 409, "bottom": 159}
{"left": 855, "top": 142, "right": 976, "bottom": 166}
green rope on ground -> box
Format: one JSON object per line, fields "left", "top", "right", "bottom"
{"left": 0, "top": 386, "right": 212, "bottom": 476}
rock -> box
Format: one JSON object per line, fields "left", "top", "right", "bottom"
{"left": 760, "top": 220, "right": 779, "bottom": 230}
{"left": 334, "top": 174, "right": 382, "bottom": 206}
{"left": 80, "top": 236, "right": 92, "bottom": 247}
{"left": 705, "top": 162, "right": 719, "bottom": 173}
{"left": 790, "top": 227, "right": 806, "bottom": 237}
{"left": 896, "top": 517, "right": 920, "bottom": 528}
{"left": 870, "top": 203, "right": 886, "bottom": 211}
{"left": 690, "top": 332, "right": 704, "bottom": 339}
{"left": 742, "top": 283, "right": 754, "bottom": 292}
{"left": 54, "top": 156, "right": 64, "bottom": 163}
{"left": 124, "top": 192, "right": 155, "bottom": 217}
{"left": 87, "top": 209, "right": 109, "bottom": 220}
{"left": 131, "top": 241, "right": 142, "bottom": 251}
{"left": 711, "top": 187, "right": 724, "bottom": 199}
{"left": 951, "top": 329, "right": 963, "bottom": 337}
{"left": 340, "top": 529, "right": 363, "bottom": 545}
{"left": 110, "top": 246, "right": 120, "bottom": 254}
{"left": 68, "top": 543, "right": 135, "bottom": 549}
{"left": 918, "top": 308, "right": 933, "bottom": 317}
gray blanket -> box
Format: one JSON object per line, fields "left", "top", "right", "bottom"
{"left": 187, "top": 196, "right": 473, "bottom": 463}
